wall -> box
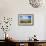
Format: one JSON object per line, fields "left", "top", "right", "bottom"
{"left": 0, "top": 0, "right": 46, "bottom": 40}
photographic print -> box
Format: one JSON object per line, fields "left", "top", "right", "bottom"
{"left": 18, "top": 14, "right": 34, "bottom": 26}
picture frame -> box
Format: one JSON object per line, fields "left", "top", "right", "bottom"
{"left": 18, "top": 14, "right": 34, "bottom": 26}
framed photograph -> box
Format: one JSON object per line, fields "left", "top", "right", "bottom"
{"left": 18, "top": 14, "right": 34, "bottom": 26}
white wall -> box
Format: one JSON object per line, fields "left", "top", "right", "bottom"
{"left": 0, "top": 0, "right": 46, "bottom": 40}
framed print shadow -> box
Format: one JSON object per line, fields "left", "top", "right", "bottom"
{"left": 18, "top": 14, "right": 34, "bottom": 26}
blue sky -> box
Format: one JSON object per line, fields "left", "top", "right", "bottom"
{"left": 20, "top": 16, "right": 31, "bottom": 19}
